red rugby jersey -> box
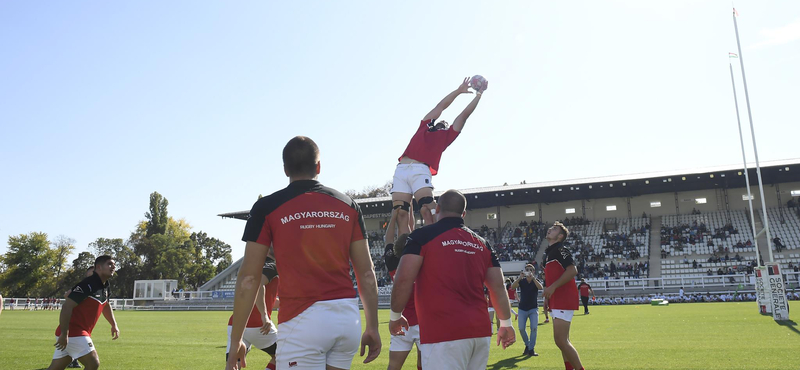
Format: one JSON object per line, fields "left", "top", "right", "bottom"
{"left": 507, "top": 285, "right": 517, "bottom": 300}
{"left": 402, "top": 217, "right": 500, "bottom": 344}
{"left": 578, "top": 282, "right": 591, "bottom": 297}
{"left": 55, "top": 272, "right": 109, "bottom": 337}
{"left": 398, "top": 119, "right": 460, "bottom": 175}
{"left": 242, "top": 180, "right": 366, "bottom": 323}
{"left": 544, "top": 242, "right": 579, "bottom": 310}
{"left": 229, "top": 263, "right": 279, "bottom": 327}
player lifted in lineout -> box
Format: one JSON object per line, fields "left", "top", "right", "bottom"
{"left": 391, "top": 76, "right": 488, "bottom": 236}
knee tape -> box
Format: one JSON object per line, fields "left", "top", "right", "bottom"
{"left": 393, "top": 201, "right": 410, "bottom": 212}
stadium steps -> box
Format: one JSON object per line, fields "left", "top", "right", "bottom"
{"left": 649, "top": 216, "right": 663, "bottom": 279}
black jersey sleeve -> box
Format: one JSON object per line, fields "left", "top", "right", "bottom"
{"left": 66, "top": 277, "right": 93, "bottom": 304}
{"left": 556, "top": 247, "right": 575, "bottom": 269}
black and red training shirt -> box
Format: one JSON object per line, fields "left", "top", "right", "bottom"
{"left": 242, "top": 180, "right": 367, "bottom": 323}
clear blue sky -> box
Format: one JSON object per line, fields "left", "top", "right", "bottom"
{"left": 1, "top": 1, "right": 798, "bottom": 262}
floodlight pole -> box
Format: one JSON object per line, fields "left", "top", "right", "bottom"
{"left": 728, "top": 62, "right": 760, "bottom": 265}
{"left": 733, "top": 9, "right": 773, "bottom": 263}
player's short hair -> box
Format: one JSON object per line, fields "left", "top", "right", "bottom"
{"left": 438, "top": 189, "right": 466, "bottom": 215}
{"left": 94, "top": 255, "right": 113, "bottom": 267}
{"left": 283, "top": 136, "right": 320, "bottom": 178}
{"left": 525, "top": 264, "right": 534, "bottom": 270}
{"left": 553, "top": 221, "right": 569, "bottom": 242}
{"left": 394, "top": 233, "right": 410, "bottom": 256}
{"left": 86, "top": 266, "right": 95, "bottom": 272}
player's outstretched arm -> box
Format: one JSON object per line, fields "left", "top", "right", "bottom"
{"left": 350, "top": 238, "right": 381, "bottom": 363}
{"left": 422, "top": 77, "right": 472, "bottom": 122}
{"left": 226, "top": 241, "right": 270, "bottom": 370}
{"left": 384, "top": 208, "right": 398, "bottom": 245}
{"left": 452, "top": 92, "right": 482, "bottom": 133}
{"left": 486, "top": 267, "right": 516, "bottom": 349}
{"left": 102, "top": 303, "right": 120, "bottom": 340}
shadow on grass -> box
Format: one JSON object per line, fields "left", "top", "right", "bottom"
{"left": 487, "top": 354, "right": 533, "bottom": 370}
{"left": 776, "top": 319, "right": 799, "bottom": 336}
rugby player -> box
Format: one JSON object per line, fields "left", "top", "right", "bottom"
{"left": 227, "top": 136, "right": 380, "bottom": 370}
{"left": 391, "top": 77, "right": 487, "bottom": 235}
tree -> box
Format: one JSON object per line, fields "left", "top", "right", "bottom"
{"left": 0, "top": 232, "right": 59, "bottom": 297}
{"left": 346, "top": 180, "right": 393, "bottom": 199}
{"left": 184, "top": 231, "right": 233, "bottom": 290}
{"left": 145, "top": 191, "right": 169, "bottom": 237}
{"left": 57, "top": 251, "right": 97, "bottom": 295}
{"left": 51, "top": 235, "right": 76, "bottom": 284}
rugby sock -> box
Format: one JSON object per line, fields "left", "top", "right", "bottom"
{"left": 266, "top": 363, "right": 276, "bottom": 370}
{"left": 565, "top": 362, "right": 574, "bottom": 370}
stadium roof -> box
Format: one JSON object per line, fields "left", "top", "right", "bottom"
{"left": 218, "top": 158, "right": 800, "bottom": 220}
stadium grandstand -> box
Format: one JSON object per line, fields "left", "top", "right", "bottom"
{"left": 133, "top": 158, "right": 800, "bottom": 310}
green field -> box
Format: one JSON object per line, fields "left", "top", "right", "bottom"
{"left": 0, "top": 303, "right": 797, "bottom": 369}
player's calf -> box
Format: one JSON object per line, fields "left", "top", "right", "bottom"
{"left": 417, "top": 197, "right": 436, "bottom": 226}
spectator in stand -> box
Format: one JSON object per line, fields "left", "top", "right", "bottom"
{"left": 772, "top": 237, "right": 784, "bottom": 253}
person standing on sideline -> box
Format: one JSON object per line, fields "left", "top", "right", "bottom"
{"left": 389, "top": 190, "right": 515, "bottom": 370}
{"left": 543, "top": 222, "right": 584, "bottom": 370}
{"left": 511, "top": 264, "right": 543, "bottom": 356}
{"left": 48, "top": 256, "right": 119, "bottom": 370}
{"left": 577, "top": 279, "right": 595, "bottom": 315}
{"left": 391, "top": 77, "right": 487, "bottom": 235}
{"left": 227, "top": 136, "right": 381, "bottom": 370}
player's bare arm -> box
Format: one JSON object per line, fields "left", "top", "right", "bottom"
{"left": 254, "top": 275, "right": 271, "bottom": 334}
{"left": 384, "top": 208, "right": 398, "bottom": 245}
{"left": 226, "top": 241, "right": 269, "bottom": 370}
{"left": 54, "top": 298, "right": 78, "bottom": 350}
{"left": 543, "top": 265, "right": 578, "bottom": 299}
{"left": 452, "top": 92, "right": 483, "bottom": 132}
{"left": 349, "top": 238, "right": 382, "bottom": 364}
{"left": 389, "top": 254, "right": 422, "bottom": 336}
{"left": 485, "top": 267, "right": 516, "bottom": 349}
{"left": 422, "top": 77, "right": 472, "bottom": 122}
{"left": 101, "top": 302, "right": 120, "bottom": 340}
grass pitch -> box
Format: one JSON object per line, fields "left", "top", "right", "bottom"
{"left": 0, "top": 302, "right": 797, "bottom": 369}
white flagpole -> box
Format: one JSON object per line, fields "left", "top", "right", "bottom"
{"left": 728, "top": 61, "right": 761, "bottom": 265}
{"left": 732, "top": 8, "right": 774, "bottom": 262}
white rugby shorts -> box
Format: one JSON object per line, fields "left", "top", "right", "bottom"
{"left": 276, "top": 298, "right": 360, "bottom": 370}
{"left": 226, "top": 325, "right": 278, "bottom": 354}
{"left": 52, "top": 335, "right": 95, "bottom": 361}
{"left": 391, "top": 163, "right": 433, "bottom": 195}
{"left": 419, "top": 337, "right": 491, "bottom": 370}
{"left": 389, "top": 324, "right": 420, "bottom": 352}
{"left": 551, "top": 309, "right": 575, "bottom": 323}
